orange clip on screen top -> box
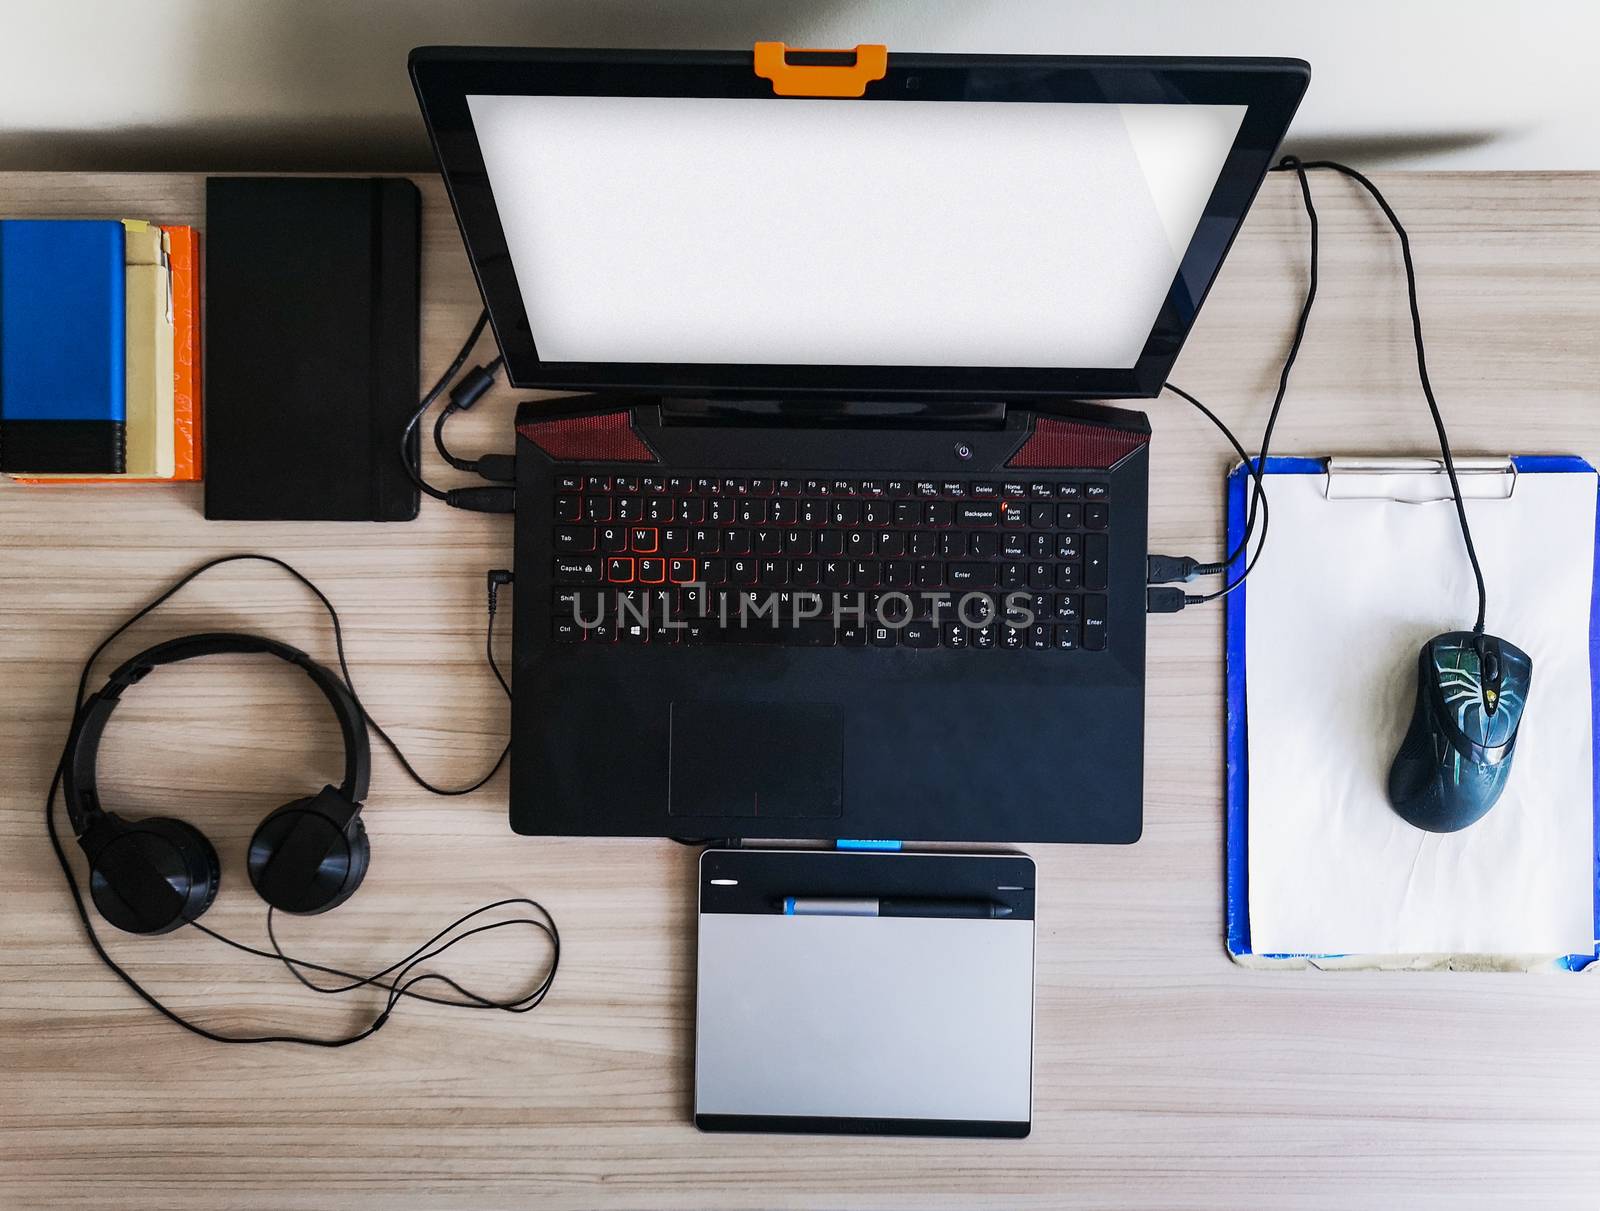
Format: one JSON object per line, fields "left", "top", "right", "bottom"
{"left": 753, "top": 41, "right": 888, "bottom": 97}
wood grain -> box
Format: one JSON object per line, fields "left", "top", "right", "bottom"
{"left": 2, "top": 171, "right": 1599, "bottom": 1211}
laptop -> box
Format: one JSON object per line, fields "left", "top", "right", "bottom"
{"left": 411, "top": 47, "right": 1308, "bottom": 843}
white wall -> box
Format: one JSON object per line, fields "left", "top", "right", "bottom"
{"left": 1, "top": 0, "right": 1596, "bottom": 171}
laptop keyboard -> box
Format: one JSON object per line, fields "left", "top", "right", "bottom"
{"left": 547, "top": 474, "right": 1110, "bottom": 651}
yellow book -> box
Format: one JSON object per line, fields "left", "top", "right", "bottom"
{"left": 121, "top": 220, "right": 175, "bottom": 479}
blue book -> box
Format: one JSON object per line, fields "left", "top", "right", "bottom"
{"left": 0, "top": 219, "right": 126, "bottom": 473}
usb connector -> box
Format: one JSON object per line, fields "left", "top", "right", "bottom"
{"left": 1146, "top": 587, "right": 1190, "bottom": 614}
{"left": 1147, "top": 554, "right": 1207, "bottom": 584}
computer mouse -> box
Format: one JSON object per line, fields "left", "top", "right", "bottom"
{"left": 1386, "top": 631, "right": 1532, "bottom": 833}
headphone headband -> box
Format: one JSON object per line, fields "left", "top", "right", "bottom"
{"left": 63, "top": 632, "right": 371, "bottom": 834}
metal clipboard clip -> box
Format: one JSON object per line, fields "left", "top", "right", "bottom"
{"left": 1323, "top": 455, "right": 1517, "bottom": 503}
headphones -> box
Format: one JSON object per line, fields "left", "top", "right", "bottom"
{"left": 63, "top": 632, "right": 373, "bottom": 935}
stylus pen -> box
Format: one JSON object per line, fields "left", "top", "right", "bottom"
{"left": 781, "top": 896, "right": 1013, "bottom": 919}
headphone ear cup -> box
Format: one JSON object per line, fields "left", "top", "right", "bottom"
{"left": 87, "top": 817, "right": 219, "bottom": 935}
{"left": 247, "top": 792, "right": 370, "bottom": 915}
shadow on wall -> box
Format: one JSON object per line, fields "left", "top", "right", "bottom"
{"left": 1285, "top": 131, "right": 1510, "bottom": 166}
{"left": 0, "top": 0, "right": 855, "bottom": 172}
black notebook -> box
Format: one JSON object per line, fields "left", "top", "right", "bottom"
{"left": 204, "top": 177, "right": 421, "bottom": 521}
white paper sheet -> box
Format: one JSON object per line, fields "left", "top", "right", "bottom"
{"left": 1246, "top": 467, "right": 1596, "bottom": 956}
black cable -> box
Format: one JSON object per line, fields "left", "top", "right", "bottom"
{"left": 191, "top": 899, "right": 558, "bottom": 1012}
{"left": 1160, "top": 156, "right": 1487, "bottom": 627}
{"left": 45, "top": 553, "right": 538, "bottom": 1045}
{"left": 433, "top": 355, "right": 507, "bottom": 474}
{"left": 371, "top": 599, "right": 509, "bottom": 796}
{"left": 434, "top": 405, "right": 476, "bottom": 472}
{"left": 1183, "top": 156, "right": 1320, "bottom": 604}
{"left": 1160, "top": 380, "right": 1270, "bottom": 580}
{"left": 401, "top": 309, "right": 491, "bottom": 502}
{"left": 45, "top": 755, "right": 551, "bottom": 1047}
{"left": 1290, "top": 158, "right": 1489, "bottom": 635}
{"left": 67, "top": 553, "right": 510, "bottom": 796}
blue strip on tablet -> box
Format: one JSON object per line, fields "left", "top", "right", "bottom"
{"left": 835, "top": 839, "right": 902, "bottom": 851}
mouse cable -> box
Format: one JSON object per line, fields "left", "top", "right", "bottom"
{"left": 1145, "top": 380, "right": 1271, "bottom": 604}
{"left": 1154, "top": 155, "right": 1488, "bottom": 636}
{"left": 1148, "top": 157, "right": 1318, "bottom": 607}
{"left": 1166, "top": 157, "right": 1320, "bottom": 606}
{"left": 1178, "top": 157, "right": 1486, "bottom": 629}
{"left": 400, "top": 311, "right": 516, "bottom": 513}
{"left": 1286, "top": 159, "right": 1488, "bottom": 635}
{"left": 44, "top": 554, "right": 556, "bottom": 1046}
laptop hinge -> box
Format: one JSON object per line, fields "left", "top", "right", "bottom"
{"left": 657, "top": 397, "right": 1009, "bottom": 429}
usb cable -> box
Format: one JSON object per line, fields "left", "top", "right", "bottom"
{"left": 399, "top": 310, "right": 517, "bottom": 513}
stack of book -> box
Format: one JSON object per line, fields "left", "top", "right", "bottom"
{"left": 0, "top": 219, "right": 200, "bottom": 483}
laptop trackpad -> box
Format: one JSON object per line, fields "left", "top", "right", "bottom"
{"left": 669, "top": 702, "right": 843, "bottom": 819}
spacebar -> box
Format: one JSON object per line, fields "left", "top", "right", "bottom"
{"left": 721, "top": 620, "right": 838, "bottom": 647}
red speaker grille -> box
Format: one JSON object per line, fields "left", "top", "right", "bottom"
{"left": 1006, "top": 415, "right": 1149, "bottom": 470}
{"left": 516, "top": 411, "right": 657, "bottom": 463}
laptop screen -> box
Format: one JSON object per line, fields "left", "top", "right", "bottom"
{"left": 467, "top": 94, "right": 1244, "bottom": 370}
{"left": 413, "top": 50, "right": 1308, "bottom": 397}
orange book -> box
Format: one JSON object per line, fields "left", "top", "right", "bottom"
{"left": 13, "top": 224, "right": 200, "bottom": 484}
{"left": 164, "top": 225, "right": 201, "bottom": 480}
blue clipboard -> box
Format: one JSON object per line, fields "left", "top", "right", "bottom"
{"left": 1224, "top": 455, "right": 1600, "bottom": 969}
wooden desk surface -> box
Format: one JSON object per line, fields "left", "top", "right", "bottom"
{"left": 3, "top": 171, "right": 1599, "bottom": 1211}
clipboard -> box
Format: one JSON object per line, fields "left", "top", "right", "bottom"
{"left": 694, "top": 847, "right": 1036, "bottom": 1137}
{"left": 1224, "top": 455, "right": 1600, "bottom": 970}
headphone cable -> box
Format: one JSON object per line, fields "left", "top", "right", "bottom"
{"left": 46, "top": 554, "right": 554, "bottom": 1045}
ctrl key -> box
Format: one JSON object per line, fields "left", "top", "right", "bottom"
{"left": 1082, "top": 594, "right": 1108, "bottom": 650}
{"left": 552, "top": 618, "right": 585, "bottom": 643}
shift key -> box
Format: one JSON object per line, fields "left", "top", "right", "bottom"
{"left": 553, "top": 556, "right": 601, "bottom": 582}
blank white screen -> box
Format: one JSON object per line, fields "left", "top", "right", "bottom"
{"left": 468, "top": 94, "right": 1244, "bottom": 368}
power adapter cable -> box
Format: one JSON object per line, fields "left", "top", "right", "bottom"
{"left": 434, "top": 356, "right": 517, "bottom": 485}
{"left": 401, "top": 313, "right": 518, "bottom": 508}
{"left": 401, "top": 311, "right": 486, "bottom": 503}
{"left": 450, "top": 361, "right": 501, "bottom": 413}
{"left": 444, "top": 485, "right": 516, "bottom": 513}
